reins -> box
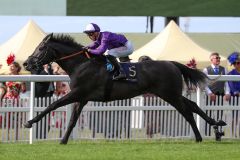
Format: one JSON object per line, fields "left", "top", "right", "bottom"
{"left": 56, "top": 50, "right": 91, "bottom": 61}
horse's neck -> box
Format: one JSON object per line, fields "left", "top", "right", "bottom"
{"left": 57, "top": 61, "right": 73, "bottom": 76}
{"left": 57, "top": 55, "right": 105, "bottom": 77}
{"left": 53, "top": 43, "right": 87, "bottom": 75}
{"left": 54, "top": 42, "right": 104, "bottom": 76}
{"left": 57, "top": 55, "right": 88, "bottom": 76}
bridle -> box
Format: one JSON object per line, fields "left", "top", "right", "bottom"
{"left": 28, "top": 48, "right": 49, "bottom": 70}
{"left": 29, "top": 45, "right": 91, "bottom": 67}
{"left": 28, "top": 42, "right": 53, "bottom": 68}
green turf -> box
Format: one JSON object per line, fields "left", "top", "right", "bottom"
{"left": 1, "top": 140, "right": 240, "bottom": 160}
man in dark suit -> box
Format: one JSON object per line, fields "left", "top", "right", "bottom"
{"left": 203, "top": 52, "right": 230, "bottom": 102}
{"left": 203, "top": 52, "right": 230, "bottom": 137}
{"left": 34, "top": 64, "right": 55, "bottom": 98}
{"left": 32, "top": 64, "right": 55, "bottom": 139}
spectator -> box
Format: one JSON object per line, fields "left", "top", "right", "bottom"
{"left": 0, "top": 84, "right": 5, "bottom": 100}
{"left": 0, "top": 63, "right": 5, "bottom": 126}
{"left": 226, "top": 52, "right": 240, "bottom": 137}
{"left": 203, "top": 52, "right": 230, "bottom": 102}
{"left": 0, "top": 54, "right": 26, "bottom": 140}
{"left": 0, "top": 63, "right": 6, "bottom": 100}
{"left": 33, "top": 64, "right": 55, "bottom": 98}
{"left": 54, "top": 67, "right": 70, "bottom": 97}
{"left": 52, "top": 67, "right": 69, "bottom": 137}
{"left": 32, "top": 64, "right": 55, "bottom": 139}
{"left": 227, "top": 52, "right": 240, "bottom": 97}
{"left": 1, "top": 54, "right": 26, "bottom": 99}
{"left": 203, "top": 52, "right": 230, "bottom": 136}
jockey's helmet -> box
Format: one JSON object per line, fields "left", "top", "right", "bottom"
{"left": 83, "top": 23, "right": 100, "bottom": 33}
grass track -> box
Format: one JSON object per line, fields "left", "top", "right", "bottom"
{"left": 0, "top": 140, "right": 240, "bottom": 160}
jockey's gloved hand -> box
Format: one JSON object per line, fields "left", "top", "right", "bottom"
{"left": 83, "top": 47, "right": 89, "bottom": 52}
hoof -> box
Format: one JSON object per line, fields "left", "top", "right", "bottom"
{"left": 216, "top": 120, "right": 227, "bottom": 126}
{"left": 23, "top": 122, "right": 32, "bottom": 128}
{"left": 213, "top": 125, "right": 225, "bottom": 141}
{"left": 60, "top": 140, "right": 67, "bottom": 145}
{"left": 196, "top": 137, "right": 202, "bottom": 143}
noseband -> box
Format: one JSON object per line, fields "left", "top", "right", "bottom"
{"left": 28, "top": 44, "right": 52, "bottom": 70}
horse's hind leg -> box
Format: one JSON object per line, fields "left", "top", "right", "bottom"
{"left": 155, "top": 94, "right": 203, "bottom": 142}
{"left": 60, "top": 101, "right": 87, "bottom": 144}
{"left": 182, "top": 96, "right": 227, "bottom": 126}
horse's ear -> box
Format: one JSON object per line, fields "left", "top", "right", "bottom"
{"left": 43, "top": 33, "right": 53, "bottom": 42}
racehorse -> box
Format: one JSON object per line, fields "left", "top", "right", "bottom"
{"left": 23, "top": 33, "right": 226, "bottom": 144}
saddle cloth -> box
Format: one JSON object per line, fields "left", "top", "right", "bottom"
{"left": 120, "top": 63, "right": 137, "bottom": 82}
{"left": 106, "top": 62, "right": 137, "bottom": 82}
{"left": 104, "top": 62, "right": 137, "bottom": 101}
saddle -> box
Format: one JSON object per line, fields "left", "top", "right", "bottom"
{"left": 104, "top": 62, "right": 138, "bottom": 101}
{"left": 106, "top": 61, "right": 138, "bottom": 82}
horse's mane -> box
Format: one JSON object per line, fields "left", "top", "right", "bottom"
{"left": 51, "top": 34, "right": 104, "bottom": 64}
{"left": 51, "top": 34, "right": 83, "bottom": 48}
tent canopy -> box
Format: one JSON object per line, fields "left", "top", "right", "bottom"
{"left": 0, "top": 20, "right": 46, "bottom": 74}
{"left": 130, "top": 20, "right": 227, "bottom": 69}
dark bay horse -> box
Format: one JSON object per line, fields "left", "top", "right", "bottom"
{"left": 23, "top": 33, "right": 226, "bottom": 144}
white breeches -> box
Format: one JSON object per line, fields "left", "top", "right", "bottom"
{"left": 107, "top": 41, "right": 134, "bottom": 57}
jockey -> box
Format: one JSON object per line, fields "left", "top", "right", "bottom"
{"left": 83, "top": 23, "right": 134, "bottom": 80}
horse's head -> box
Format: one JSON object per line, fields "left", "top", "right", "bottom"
{"left": 24, "top": 33, "right": 90, "bottom": 74}
{"left": 23, "top": 33, "right": 56, "bottom": 72}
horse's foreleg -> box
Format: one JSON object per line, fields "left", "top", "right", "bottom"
{"left": 177, "top": 105, "right": 203, "bottom": 142}
{"left": 23, "top": 91, "right": 78, "bottom": 128}
{"left": 187, "top": 115, "right": 203, "bottom": 142}
{"left": 60, "top": 101, "right": 86, "bottom": 144}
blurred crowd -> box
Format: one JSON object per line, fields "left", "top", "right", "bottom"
{"left": 0, "top": 51, "right": 240, "bottom": 101}
{"left": 0, "top": 62, "right": 70, "bottom": 101}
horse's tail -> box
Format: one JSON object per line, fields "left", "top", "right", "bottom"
{"left": 171, "top": 61, "right": 209, "bottom": 88}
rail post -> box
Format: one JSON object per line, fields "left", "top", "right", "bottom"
{"left": 29, "top": 82, "right": 35, "bottom": 144}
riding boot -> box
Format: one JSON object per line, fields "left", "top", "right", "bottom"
{"left": 107, "top": 55, "right": 126, "bottom": 80}
{"left": 114, "top": 65, "right": 126, "bottom": 80}
{"left": 119, "top": 56, "right": 131, "bottom": 62}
